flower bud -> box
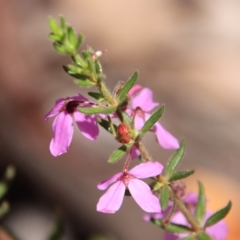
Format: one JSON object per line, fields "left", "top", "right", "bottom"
{"left": 117, "top": 124, "right": 131, "bottom": 144}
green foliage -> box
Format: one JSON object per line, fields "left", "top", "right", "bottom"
{"left": 97, "top": 118, "right": 118, "bottom": 135}
{"left": 169, "top": 170, "right": 194, "bottom": 182}
{"left": 117, "top": 71, "right": 138, "bottom": 102}
{"left": 160, "top": 185, "right": 170, "bottom": 210}
{"left": 196, "top": 232, "right": 212, "bottom": 240}
{"left": 195, "top": 182, "right": 206, "bottom": 225}
{"left": 78, "top": 106, "right": 116, "bottom": 115}
{"left": 88, "top": 92, "right": 105, "bottom": 102}
{"left": 152, "top": 219, "right": 192, "bottom": 234}
{"left": 108, "top": 145, "right": 130, "bottom": 163}
{"left": 204, "top": 201, "right": 232, "bottom": 228}
{"left": 140, "top": 105, "right": 165, "bottom": 134}
{"left": 166, "top": 140, "right": 185, "bottom": 178}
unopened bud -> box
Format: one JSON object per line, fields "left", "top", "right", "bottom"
{"left": 117, "top": 124, "right": 131, "bottom": 144}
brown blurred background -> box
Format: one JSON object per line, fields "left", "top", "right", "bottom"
{"left": 0, "top": 0, "right": 239, "bottom": 239}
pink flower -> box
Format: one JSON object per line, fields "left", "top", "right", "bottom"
{"left": 45, "top": 94, "right": 99, "bottom": 157}
{"left": 97, "top": 162, "right": 163, "bottom": 214}
{"left": 144, "top": 192, "right": 228, "bottom": 240}
{"left": 129, "top": 86, "right": 179, "bottom": 150}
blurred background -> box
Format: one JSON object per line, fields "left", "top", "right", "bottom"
{"left": 0, "top": 0, "right": 239, "bottom": 239}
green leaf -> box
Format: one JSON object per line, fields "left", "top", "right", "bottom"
{"left": 48, "top": 33, "right": 62, "bottom": 42}
{"left": 122, "top": 111, "right": 133, "bottom": 127}
{"left": 204, "top": 201, "right": 232, "bottom": 228}
{"left": 117, "top": 71, "right": 138, "bottom": 101}
{"left": 97, "top": 118, "right": 117, "bottom": 134}
{"left": 76, "top": 33, "right": 84, "bottom": 49}
{"left": 60, "top": 16, "right": 67, "bottom": 30}
{"left": 169, "top": 170, "right": 194, "bottom": 182}
{"left": 179, "top": 236, "right": 195, "bottom": 240}
{"left": 88, "top": 92, "right": 105, "bottom": 102}
{"left": 140, "top": 105, "right": 165, "bottom": 134}
{"left": 152, "top": 219, "right": 192, "bottom": 233}
{"left": 78, "top": 106, "right": 116, "bottom": 115}
{"left": 108, "top": 145, "right": 129, "bottom": 163}
{"left": 74, "top": 79, "right": 96, "bottom": 87}
{"left": 95, "top": 59, "right": 102, "bottom": 74}
{"left": 166, "top": 140, "right": 185, "bottom": 177}
{"left": 72, "top": 54, "right": 85, "bottom": 68}
{"left": 82, "top": 50, "right": 91, "bottom": 60}
{"left": 197, "top": 232, "right": 212, "bottom": 240}
{"left": 48, "top": 17, "right": 62, "bottom": 36}
{"left": 160, "top": 185, "right": 170, "bottom": 210}
{"left": 195, "top": 181, "right": 206, "bottom": 224}
{"left": 67, "top": 26, "right": 76, "bottom": 47}
{"left": 53, "top": 43, "right": 66, "bottom": 54}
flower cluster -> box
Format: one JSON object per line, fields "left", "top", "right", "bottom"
{"left": 45, "top": 16, "right": 231, "bottom": 240}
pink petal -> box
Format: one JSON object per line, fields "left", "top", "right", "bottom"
{"left": 128, "top": 84, "right": 143, "bottom": 98}
{"left": 97, "top": 172, "right": 122, "bottom": 190}
{"left": 153, "top": 122, "right": 179, "bottom": 149}
{"left": 130, "top": 145, "right": 140, "bottom": 159}
{"left": 74, "top": 112, "right": 99, "bottom": 140}
{"left": 96, "top": 181, "right": 126, "bottom": 214}
{"left": 128, "top": 179, "right": 161, "bottom": 212}
{"left": 44, "top": 98, "right": 65, "bottom": 120}
{"left": 71, "top": 93, "right": 88, "bottom": 102}
{"left": 205, "top": 212, "right": 228, "bottom": 240}
{"left": 50, "top": 112, "right": 73, "bottom": 157}
{"left": 129, "top": 162, "right": 163, "bottom": 179}
{"left": 134, "top": 115, "right": 145, "bottom": 130}
{"left": 132, "top": 88, "right": 159, "bottom": 112}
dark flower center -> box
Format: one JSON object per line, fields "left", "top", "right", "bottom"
{"left": 66, "top": 101, "right": 80, "bottom": 114}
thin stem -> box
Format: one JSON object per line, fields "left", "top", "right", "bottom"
{"left": 136, "top": 142, "right": 152, "bottom": 161}
{"left": 172, "top": 189, "right": 200, "bottom": 232}
{"left": 123, "top": 147, "right": 133, "bottom": 172}
{"left": 97, "top": 81, "right": 116, "bottom": 106}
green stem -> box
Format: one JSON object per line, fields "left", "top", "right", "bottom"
{"left": 97, "top": 81, "right": 116, "bottom": 106}
{"left": 137, "top": 142, "right": 152, "bottom": 161}
{"left": 173, "top": 191, "right": 200, "bottom": 232}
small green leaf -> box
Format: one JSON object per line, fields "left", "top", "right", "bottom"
{"left": 141, "top": 105, "right": 165, "bottom": 134}
{"left": 72, "top": 54, "right": 86, "bottom": 68}
{"left": 60, "top": 16, "right": 67, "bottom": 30}
{"left": 197, "top": 232, "right": 212, "bottom": 240}
{"left": 204, "top": 201, "right": 232, "bottom": 228}
{"left": 95, "top": 59, "right": 102, "bottom": 74}
{"left": 97, "top": 118, "right": 117, "bottom": 134}
{"left": 76, "top": 33, "right": 84, "bottom": 49}
{"left": 88, "top": 92, "right": 105, "bottom": 101}
{"left": 74, "top": 79, "right": 96, "bottom": 87}
{"left": 82, "top": 50, "right": 91, "bottom": 60}
{"left": 48, "top": 17, "right": 62, "bottom": 36}
{"left": 166, "top": 140, "right": 185, "bottom": 177}
{"left": 67, "top": 64, "right": 82, "bottom": 74}
{"left": 78, "top": 106, "right": 116, "bottom": 115}
{"left": 48, "top": 33, "right": 62, "bottom": 42}
{"left": 117, "top": 71, "right": 138, "bottom": 101}
{"left": 179, "top": 236, "right": 195, "bottom": 240}
{"left": 160, "top": 185, "right": 170, "bottom": 210}
{"left": 108, "top": 145, "right": 129, "bottom": 163}
{"left": 122, "top": 111, "right": 133, "bottom": 127}
{"left": 53, "top": 43, "right": 66, "bottom": 54}
{"left": 152, "top": 219, "right": 192, "bottom": 233}
{"left": 195, "top": 181, "right": 206, "bottom": 224}
{"left": 169, "top": 170, "right": 194, "bottom": 182}
{"left": 67, "top": 26, "right": 76, "bottom": 47}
